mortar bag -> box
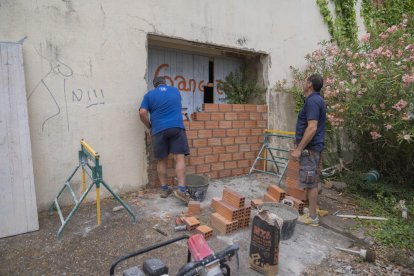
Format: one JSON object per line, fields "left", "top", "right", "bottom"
{"left": 249, "top": 210, "right": 281, "bottom": 276}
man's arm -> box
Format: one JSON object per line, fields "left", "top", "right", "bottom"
{"left": 139, "top": 108, "right": 151, "bottom": 129}
{"left": 290, "top": 120, "right": 317, "bottom": 161}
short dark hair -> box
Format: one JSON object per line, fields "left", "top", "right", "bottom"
{"left": 307, "top": 74, "right": 324, "bottom": 92}
{"left": 153, "top": 76, "right": 166, "bottom": 88}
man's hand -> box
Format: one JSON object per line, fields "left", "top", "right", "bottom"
{"left": 290, "top": 149, "right": 301, "bottom": 162}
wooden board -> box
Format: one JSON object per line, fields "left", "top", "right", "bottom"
{"left": 0, "top": 42, "right": 39, "bottom": 238}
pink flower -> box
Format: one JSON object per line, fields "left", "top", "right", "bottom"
{"left": 380, "top": 32, "right": 389, "bottom": 40}
{"left": 361, "top": 33, "right": 371, "bottom": 42}
{"left": 386, "top": 25, "right": 398, "bottom": 33}
{"left": 370, "top": 131, "right": 382, "bottom": 140}
{"left": 392, "top": 99, "right": 408, "bottom": 111}
{"left": 385, "top": 124, "right": 392, "bottom": 130}
{"left": 403, "top": 74, "right": 414, "bottom": 84}
{"left": 405, "top": 44, "right": 414, "bottom": 51}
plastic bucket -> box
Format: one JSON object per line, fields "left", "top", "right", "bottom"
{"left": 258, "top": 202, "right": 299, "bottom": 240}
{"left": 185, "top": 174, "right": 209, "bottom": 202}
{"left": 365, "top": 170, "right": 380, "bottom": 183}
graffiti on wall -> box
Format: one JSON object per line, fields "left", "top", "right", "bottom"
{"left": 28, "top": 45, "right": 105, "bottom": 132}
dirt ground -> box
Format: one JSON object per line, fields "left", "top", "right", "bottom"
{"left": 0, "top": 174, "right": 413, "bottom": 275}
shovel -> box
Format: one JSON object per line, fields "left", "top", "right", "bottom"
{"left": 335, "top": 247, "right": 376, "bottom": 262}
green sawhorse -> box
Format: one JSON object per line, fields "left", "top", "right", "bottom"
{"left": 249, "top": 130, "right": 295, "bottom": 186}
{"left": 49, "top": 139, "right": 136, "bottom": 239}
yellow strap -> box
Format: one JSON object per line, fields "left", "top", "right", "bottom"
{"left": 264, "top": 129, "right": 295, "bottom": 135}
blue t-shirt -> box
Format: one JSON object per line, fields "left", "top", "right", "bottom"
{"left": 295, "top": 92, "right": 326, "bottom": 152}
{"left": 140, "top": 84, "right": 185, "bottom": 135}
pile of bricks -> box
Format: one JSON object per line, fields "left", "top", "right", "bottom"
{"left": 285, "top": 158, "right": 306, "bottom": 201}
{"left": 210, "top": 188, "right": 251, "bottom": 234}
{"left": 263, "top": 184, "right": 305, "bottom": 214}
{"left": 146, "top": 103, "right": 268, "bottom": 187}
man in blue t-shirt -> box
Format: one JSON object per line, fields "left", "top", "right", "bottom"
{"left": 139, "top": 76, "right": 191, "bottom": 204}
{"left": 290, "top": 74, "right": 326, "bottom": 226}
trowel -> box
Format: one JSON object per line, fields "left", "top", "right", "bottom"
{"left": 335, "top": 247, "right": 376, "bottom": 262}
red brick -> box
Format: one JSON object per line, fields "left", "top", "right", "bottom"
{"left": 187, "top": 140, "right": 193, "bottom": 147}
{"left": 209, "top": 171, "right": 218, "bottom": 179}
{"left": 225, "top": 112, "right": 237, "bottom": 120}
{"left": 237, "top": 160, "right": 250, "bottom": 168}
{"left": 212, "top": 162, "right": 225, "bottom": 171}
{"left": 208, "top": 138, "right": 222, "bottom": 146}
{"left": 203, "top": 104, "right": 219, "bottom": 111}
{"left": 205, "top": 121, "right": 219, "bottom": 129}
{"left": 232, "top": 168, "right": 244, "bottom": 176}
{"left": 205, "top": 155, "right": 219, "bottom": 163}
{"left": 287, "top": 186, "right": 306, "bottom": 201}
{"left": 198, "top": 129, "right": 212, "bottom": 138}
{"left": 186, "top": 130, "right": 198, "bottom": 139}
{"left": 232, "top": 104, "right": 245, "bottom": 111}
{"left": 222, "top": 137, "right": 235, "bottom": 145}
{"left": 184, "top": 216, "right": 200, "bottom": 231}
{"left": 219, "top": 121, "right": 232, "bottom": 128}
{"left": 238, "top": 129, "right": 251, "bottom": 136}
{"left": 238, "top": 112, "right": 249, "bottom": 120}
{"left": 193, "top": 139, "right": 208, "bottom": 147}
{"left": 251, "top": 129, "right": 263, "bottom": 135}
{"left": 244, "top": 167, "right": 251, "bottom": 174}
{"left": 219, "top": 153, "right": 232, "bottom": 162}
{"left": 219, "top": 170, "right": 232, "bottom": 178}
{"left": 240, "top": 144, "right": 250, "bottom": 152}
{"left": 244, "top": 151, "right": 257, "bottom": 160}
{"left": 218, "top": 104, "right": 233, "bottom": 111}
{"left": 244, "top": 104, "right": 257, "bottom": 111}
{"left": 223, "top": 188, "right": 245, "bottom": 208}
{"left": 247, "top": 136, "right": 259, "bottom": 144}
{"left": 225, "top": 161, "right": 237, "bottom": 169}
{"left": 257, "top": 120, "right": 267, "bottom": 128}
{"left": 193, "top": 112, "right": 211, "bottom": 121}
{"left": 235, "top": 137, "right": 247, "bottom": 144}
{"left": 190, "top": 156, "right": 205, "bottom": 165}
{"left": 250, "top": 113, "right": 260, "bottom": 120}
{"left": 245, "top": 121, "right": 257, "bottom": 128}
{"left": 268, "top": 185, "right": 286, "bottom": 201}
{"left": 226, "top": 129, "right": 239, "bottom": 137}
{"left": 212, "top": 129, "right": 226, "bottom": 137}
{"left": 250, "top": 144, "right": 261, "bottom": 151}
{"left": 261, "top": 113, "right": 268, "bottom": 120}
{"left": 196, "top": 164, "right": 211, "bottom": 173}
{"left": 186, "top": 165, "right": 196, "bottom": 175}
{"left": 189, "top": 121, "right": 205, "bottom": 130}
{"left": 257, "top": 105, "right": 268, "bottom": 112}
{"left": 211, "top": 112, "right": 225, "bottom": 121}
{"left": 232, "top": 152, "right": 244, "bottom": 161}
{"left": 213, "top": 146, "right": 226, "bottom": 154}
{"left": 195, "top": 225, "right": 213, "bottom": 239}
{"left": 198, "top": 147, "right": 212, "bottom": 156}
{"left": 232, "top": 120, "right": 245, "bottom": 128}
{"left": 263, "top": 193, "right": 278, "bottom": 203}
{"left": 226, "top": 145, "right": 239, "bottom": 153}
{"left": 184, "top": 121, "right": 190, "bottom": 130}
{"left": 189, "top": 148, "right": 197, "bottom": 156}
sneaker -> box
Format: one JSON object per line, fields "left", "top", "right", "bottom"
{"left": 298, "top": 213, "right": 319, "bottom": 226}
{"left": 160, "top": 187, "right": 172, "bottom": 198}
{"left": 174, "top": 189, "right": 191, "bottom": 204}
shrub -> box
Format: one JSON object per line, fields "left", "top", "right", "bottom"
{"left": 279, "top": 16, "right": 414, "bottom": 185}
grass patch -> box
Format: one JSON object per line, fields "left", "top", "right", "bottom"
{"left": 334, "top": 170, "right": 414, "bottom": 252}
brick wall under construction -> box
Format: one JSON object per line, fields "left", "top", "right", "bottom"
{"left": 146, "top": 103, "right": 268, "bottom": 187}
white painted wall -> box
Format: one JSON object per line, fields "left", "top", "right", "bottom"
{"left": 0, "top": 0, "right": 330, "bottom": 210}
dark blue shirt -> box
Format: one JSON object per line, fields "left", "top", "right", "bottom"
{"left": 295, "top": 92, "right": 326, "bottom": 152}
{"left": 140, "top": 84, "right": 184, "bottom": 135}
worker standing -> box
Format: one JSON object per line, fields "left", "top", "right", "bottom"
{"left": 290, "top": 74, "right": 326, "bottom": 226}
{"left": 139, "top": 76, "right": 191, "bottom": 204}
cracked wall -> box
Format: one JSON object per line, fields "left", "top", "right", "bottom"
{"left": 0, "top": 0, "right": 329, "bottom": 210}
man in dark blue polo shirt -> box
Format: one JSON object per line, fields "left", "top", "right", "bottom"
{"left": 290, "top": 74, "right": 326, "bottom": 226}
{"left": 139, "top": 76, "right": 191, "bottom": 204}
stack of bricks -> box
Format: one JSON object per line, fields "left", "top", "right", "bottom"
{"left": 146, "top": 103, "right": 268, "bottom": 187}
{"left": 183, "top": 216, "right": 200, "bottom": 231}
{"left": 263, "top": 184, "right": 304, "bottom": 214}
{"left": 285, "top": 158, "right": 307, "bottom": 201}
{"left": 210, "top": 188, "right": 251, "bottom": 234}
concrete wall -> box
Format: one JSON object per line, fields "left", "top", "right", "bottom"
{"left": 0, "top": 0, "right": 329, "bottom": 210}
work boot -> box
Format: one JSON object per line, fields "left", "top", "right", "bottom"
{"left": 160, "top": 185, "right": 172, "bottom": 198}
{"left": 298, "top": 213, "right": 319, "bottom": 226}
{"left": 174, "top": 187, "right": 191, "bottom": 204}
